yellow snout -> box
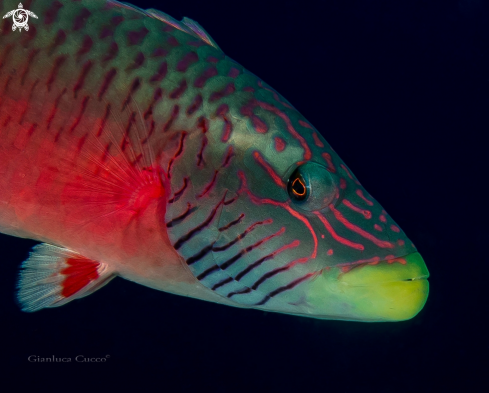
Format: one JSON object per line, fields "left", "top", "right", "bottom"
{"left": 306, "top": 252, "right": 429, "bottom": 322}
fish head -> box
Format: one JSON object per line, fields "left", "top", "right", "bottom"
{"left": 166, "top": 81, "right": 429, "bottom": 322}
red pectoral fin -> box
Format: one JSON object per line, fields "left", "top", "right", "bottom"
{"left": 17, "top": 244, "right": 115, "bottom": 312}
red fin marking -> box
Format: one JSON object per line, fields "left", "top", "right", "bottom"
{"left": 73, "top": 61, "right": 93, "bottom": 98}
{"left": 1, "top": 16, "right": 12, "bottom": 35}
{"left": 126, "top": 52, "right": 145, "bottom": 71}
{"left": 177, "top": 52, "right": 199, "bottom": 72}
{"left": 103, "top": 42, "right": 119, "bottom": 63}
{"left": 196, "top": 135, "right": 208, "bottom": 167}
{"left": 97, "top": 103, "right": 111, "bottom": 137}
{"left": 142, "top": 120, "right": 156, "bottom": 144}
{"left": 77, "top": 35, "right": 94, "bottom": 59}
{"left": 194, "top": 67, "right": 218, "bottom": 88}
{"left": 69, "top": 96, "right": 89, "bottom": 133}
{"left": 46, "top": 56, "right": 66, "bottom": 92}
{"left": 186, "top": 94, "right": 203, "bottom": 115}
{"left": 73, "top": 8, "right": 91, "bottom": 31}
{"left": 167, "top": 131, "right": 187, "bottom": 176}
{"left": 222, "top": 146, "right": 234, "bottom": 167}
{"left": 0, "top": 44, "right": 13, "bottom": 70}
{"left": 168, "top": 177, "right": 189, "bottom": 203}
{"left": 122, "top": 78, "right": 141, "bottom": 110}
{"left": 20, "top": 49, "right": 40, "bottom": 86}
{"left": 121, "top": 112, "right": 136, "bottom": 151}
{"left": 46, "top": 88, "right": 67, "bottom": 130}
{"left": 152, "top": 47, "right": 169, "bottom": 57}
{"left": 127, "top": 27, "right": 149, "bottom": 45}
{"left": 49, "top": 29, "right": 67, "bottom": 56}
{"left": 149, "top": 61, "right": 168, "bottom": 82}
{"left": 60, "top": 258, "right": 100, "bottom": 298}
{"left": 45, "top": 1, "right": 64, "bottom": 25}
{"left": 221, "top": 115, "right": 232, "bottom": 142}
{"left": 169, "top": 79, "right": 188, "bottom": 99}
{"left": 2, "top": 75, "right": 12, "bottom": 94}
{"left": 209, "top": 82, "right": 235, "bottom": 102}
{"left": 76, "top": 133, "right": 88, "bottom": 153}
{"left": 228, "top": 67, "right": 240, "bottom": 78}
{"left": 163, "top": 105, "right": 179, "bottom": 132}
{"left": 98, "top": 68, "right": 117, "bottom": 100}
{"left": 197, "top": 170, "right": 218, "bottom": 198}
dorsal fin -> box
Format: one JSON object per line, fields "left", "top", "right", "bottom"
{"left": 181, "top": 17, "right": 221, "bottom": 51}
{"left": 107, "top": 1, "right": 222, "bottom": 51}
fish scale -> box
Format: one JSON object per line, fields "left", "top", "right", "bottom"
{"left": 0, "top": 0, "right": 428, "bottom": 321}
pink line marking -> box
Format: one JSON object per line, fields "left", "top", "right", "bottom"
{"left": 252, "top": 151, "right": 284, "bottom": 188}
{"left": 312, "top": 132, "right": 324, "bottom": 147}
{"left": 356, "top": 189, "right": 374, "bottom": 206}
{"left": 315, "top": 212, "right": 365, "bottom": 251}
{"left": 258, "top": 81, "right": 293, "bottom": 109}
{"left": 322, "top": 152, "right": 336, "bottom": 173}
{"left": 256, "top": 101, "right": 312, "bottom": 160}
{"left": 238, "top": 171, "right": 317, "bottom": 259}
{"left": 329, "top": 205, "right": 394, "bottom": 249}
{"left": 298, "top": 120, "right": 314, "bottom": 130}
{"left": 342, "top": 199, "right": 372, "bottom": 219}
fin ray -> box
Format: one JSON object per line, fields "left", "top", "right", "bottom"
{"left": 17, "top": 244, "right": 115, "bottom": 312}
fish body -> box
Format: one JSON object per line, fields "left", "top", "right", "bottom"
{"left": 0, "top": 0, "right": 429, "bottom": 321}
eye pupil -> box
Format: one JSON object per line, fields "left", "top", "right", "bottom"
{"left": 288, "top": 169, "right": 308, "bottom": 202}
{"left": 292, "top": 178, "right": 306, "bottom": 196}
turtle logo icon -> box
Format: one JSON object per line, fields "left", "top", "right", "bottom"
{"left": 3, "top": 3, "right": 38, "bottom": 32}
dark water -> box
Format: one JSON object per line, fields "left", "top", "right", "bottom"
{"left": 2, "top": 0, "right": 488, "bottom": 391}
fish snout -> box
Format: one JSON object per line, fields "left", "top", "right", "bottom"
{"left": 306, "top": 252, "right": 429, "bottom": 321}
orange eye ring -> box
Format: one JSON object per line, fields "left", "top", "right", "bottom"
{"left": 291, "top": 178, "right": 307, "bottom": 197}
{"left": 288, "top": 169, "right": 309, "bottom": 202}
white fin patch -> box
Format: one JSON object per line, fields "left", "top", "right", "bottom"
{"left": 17, "top": 244, "right": 115, "bottom": 312}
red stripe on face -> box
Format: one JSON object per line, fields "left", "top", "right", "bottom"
{"left": 342, "top": 199, "right": 372, "bottom": 219}
{"left": 312, "top": 132, "right": 324, "bottom": 147}
{"left": 356, "top": 189, "right": 374, "bottom": 206}
{"left": 315, "top": 212, "right": 365, "bottom": 251}
{"left": 252, "top": 151, "right": 285, "bottom": 188}
{"left": 238, "top": 171, "right": 317, "bottom": 259}
{"left": 336, "top": 256, "right": 382, "bottom": 272}
{"left": 322, "top": 152, "right": 336, "bottom": 173}
{"left": 341, "top": 164, "right": 361, "bottom": 185}
{"left": 329, "top": 205, "right": 394, "bottom": 249}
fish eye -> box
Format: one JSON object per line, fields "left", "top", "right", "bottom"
{"left": 288, "top": 169, "right": 309, "bottom": 202}
{"left": 286, "top": 162, "right": 339, "bottom": 211}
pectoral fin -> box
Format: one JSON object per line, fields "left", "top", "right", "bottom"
{"left": 17, "top": 244, "right": 115, "bottom": 312}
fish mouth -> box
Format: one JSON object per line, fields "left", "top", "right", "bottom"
{"left": 306, "top": 252, "right": 430, "bottom": 322}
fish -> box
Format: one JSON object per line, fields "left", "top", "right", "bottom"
{"left": 0, "top": 0, "right": 429, "bottom": 321}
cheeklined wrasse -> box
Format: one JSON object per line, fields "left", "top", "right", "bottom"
{"left": 0, "top": 0, "right": 429, "bottom": 321}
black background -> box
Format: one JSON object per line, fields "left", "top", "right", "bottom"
{"left": 1, "top": 0, "right": 488, "bottom": 391}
